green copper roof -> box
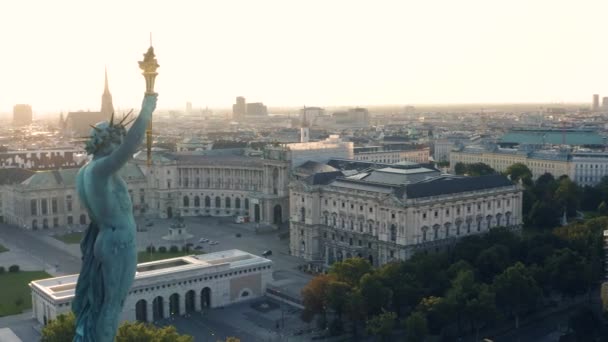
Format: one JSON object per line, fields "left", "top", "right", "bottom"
{"left": 21, "top": 163, "right": 144, "bottom": 189}
{"left": 499, "top": 130, "right": 604, "bottom": 146}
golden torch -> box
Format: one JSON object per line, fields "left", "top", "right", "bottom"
{"left": 138, "top": 45, "right": 159, "bottom": 166}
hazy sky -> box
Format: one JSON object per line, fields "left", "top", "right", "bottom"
{"left": 2, "top": 0, "right": 608, "bottom": 113}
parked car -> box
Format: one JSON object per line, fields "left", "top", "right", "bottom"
{"left": 262, "top": 250, "right": 272, "bottom": 257}
{"left": 198, "top": 238, "right": 209, "bottom": 243}
{"left": 209, "top": 241, "right": 219, "bottom": 245}
{"left": 145, "top": 222, "right": 154, "bottom": 227}
{"left": 234, "top": 216, "right": 250, "bottom": 223}
{"left": 195, "top": 245, "right": 203, "bottom": 250}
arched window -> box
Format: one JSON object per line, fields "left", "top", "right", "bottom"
{"left": 444, "top": 222, "right": 451, "bottom": 238}
{"left": 80, "top": 214, "right": 87, "bottom": 225}
{"left": 205, "top": 196, "right": 211, "bottom": 208}
{"left": 324, "top": 213, "right": 329, "bottom": 225}
{"left": 300, "top": 207, "right": 306, "bottom": 222}
{"left": 215, "top": 196, "right": 221, "bottom": 208}
{"left": 32, "top": 219, "right": 38, "bottom": 230}
{"left": 486, "top": 215, "right": 493, "bottom": 229}
{"left": 183, "top": 196, "right": 190, "bottom": 207}
{"left": 194, "top": 196, "right": 200, "bottom": 207}
{"left": 433, "top": 224, "right": 440, "bottom": 240}
{"left": 421, "top": 226, "right": 428, "bottom": 241}
{"left": 225, "top": 197, "right": 231, "bottom": 208}
{"left": 235, "top": 197, "right": 241, "bottom": 209}
{"left": 390, "top": 224, "right": 397, "bottom": 242}
{"left": 496, "top": 213, "right": 503, "bottom": 226}
{"left": 505, "top": 212, "right": 512, "bottom": 226}
{"left": 245, "top": 198, "right": 249, "bottom": 210}
{"left": 456, "top": 220, "right": 462, "bottom": 236}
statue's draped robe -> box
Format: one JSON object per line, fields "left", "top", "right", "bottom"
{"left": 72, "top": 222, "right": 102, "bottom": 341}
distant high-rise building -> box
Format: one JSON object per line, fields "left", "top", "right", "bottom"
{"left": 232, "top": 96, "right": 246, "bottom": 120}
{"left": 602, "top": 97, "right": 608, "bottom": 108}
{"left": 13, "top": 104, "right": 33, "bottom": 126}
{"left": 186, "top": 101, "right": 192, "bottom": 115}
{"left": 246, "top": 102, "right": 268, "bottom": 116}
{"left": 299, "top": 106, "right": 324, "bottom": 127}
{"left": 593, "top": 94, "right": 600, "bottom": 111}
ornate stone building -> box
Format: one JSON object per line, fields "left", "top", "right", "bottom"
{"left": 134, "top": 148, "right": 290, "bottom": 225}
{"left": 30, "top": 250, "right": 272, "bottom": 325}
{"left": 290, "top": 166, "right": 522, "bottom": 268}
{"left": 2, "top": 163, "right": 146, "bottom": 230}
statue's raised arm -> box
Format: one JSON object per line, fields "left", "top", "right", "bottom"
{"left": 92, "top": 94, "right": 157, "bottom": 176}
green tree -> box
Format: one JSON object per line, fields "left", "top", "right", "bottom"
{"left": 404, "top": 311, "right": 428, "bottom": 342}
{"left": 493, "top": 262, "right": 541, "bottom": 331}
{"left": 415, "top": 296, "right": 453, "bottom": 336}
{"left": 42, "top": 313, "right": 194, "bottom": 342}
{"left": 360, "top": 273, "right": 393, "bottom": 316}
{"left": 41, "top": 312, "right": 76, "bottom": 342}
{"left": 376, "top": 262, "right": 423, "bottom": 316}
{"left": 528, "top": 200, "right": 560, "bottom": 229}
{"left": 116, "top": 322, "right": 193, "bottom": 341}
{"left": 329, "top": 257, "right": 372, "bottom": 287}
{"left": 365, "top": 310, "right": 397, "bottom": 341}
{"left": 326, "top": 280, "right": 351, "bottom": 321}
{"left": 505, "top": 163, "right": 532, "bottom": 183}
{"left": 555, "top": 177, "right": 581, "bottom": 217}
{"left": 454, "top": 162, "right": 467, "bottom": 175}
{"left": 465, "top": 284, "right": 497, "bottom": 341}
{"left": 466, "top": 163, "right": 496, "bottom": 176}
{"left": 544, "top": 248, "right": 588, "bottom": 298}
{"left": 475, "top": 244, "right": 511, "bottom": 282}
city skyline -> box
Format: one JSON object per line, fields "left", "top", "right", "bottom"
{"left": 2, "top": 0, "right": 608, "bottom": 112}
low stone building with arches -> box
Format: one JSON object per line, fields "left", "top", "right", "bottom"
{"left": 290, "top": 166, "right": 523, "bottom": 268}
{"left": 30, "top": 249, "right": 272, "bottom": 325}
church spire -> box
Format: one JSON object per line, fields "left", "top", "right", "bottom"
{"left": 101, "top": 68, "right": 114, "bottom": 118}
{"left": 103, "top": 66, "right": 110, "bottom": 94}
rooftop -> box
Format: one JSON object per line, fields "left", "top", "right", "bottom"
{"left": 499, "top": 129, "right": 604, "bottom": 146}
{"left": 30, "top": 249, "right": 271, "bottom": 301}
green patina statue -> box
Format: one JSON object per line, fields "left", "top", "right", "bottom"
{"left": 72, "top": 47, "right": 158, "bottom": 342}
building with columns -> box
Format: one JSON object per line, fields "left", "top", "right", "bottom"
{"left": 133, "top": 149, "right": 290, "bottom": 225}
{"left": 290, "top": 166, "right": 522, "bottom": 268}
{"left": 30, "top": 250, "right": 272, "bottom": 325}
{"left": 2, "top": 163, "right": 146, "bottom": 230}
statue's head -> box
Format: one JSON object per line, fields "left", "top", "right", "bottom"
{"left": 85, "top": 112, "right": 130, "bottom": 157}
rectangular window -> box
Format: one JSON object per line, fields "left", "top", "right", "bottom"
{"left": 422, "top": 212, "right": 427, "bottom": 219}
{"left": 51, "top": 198, "right": 58, "bottom": 214}
{"left": 67, "top": 216, "right": 73, "bottom": 225}
{"left": 30, "top": 199, "right": 37, "bottom": 216}
{"left": 41, "top": 199, "right": 48, "bottom": 215}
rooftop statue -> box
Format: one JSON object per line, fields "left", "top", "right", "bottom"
{"left": 72, "top": 47, "right": 158, "bottom": 342}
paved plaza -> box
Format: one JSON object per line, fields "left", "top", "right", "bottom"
{"left": 0, "top": 217, "right": 314, "bottom": 340}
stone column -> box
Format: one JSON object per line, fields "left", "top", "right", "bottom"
{"left": 195, "top": 291, "right": 202, "bottom": 312}
{"left": 180, "top": 293, "right": 186, "bottom": 316}
{"left": 163, "top": 298, "right": 170, "bottom": 318}
{"left": 147, "top": 301, "right": 154, "bottom": 322}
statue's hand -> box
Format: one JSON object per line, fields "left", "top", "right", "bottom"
{"left": 142, "top": 94, "right": 158, "bottom": 114}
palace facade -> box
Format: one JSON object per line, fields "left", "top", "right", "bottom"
{"left": 290, "top": 164, "right": 523, "bottom": 268}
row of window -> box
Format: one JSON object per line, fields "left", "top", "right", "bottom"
{"left": 182, "top": 196, "right": 250, "bottom": 210}
{"left": 421, "top": 198, "right": 511, "bottom": 219}
{"left": 31, "top": 214, "right": 88, "bottom": 229}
